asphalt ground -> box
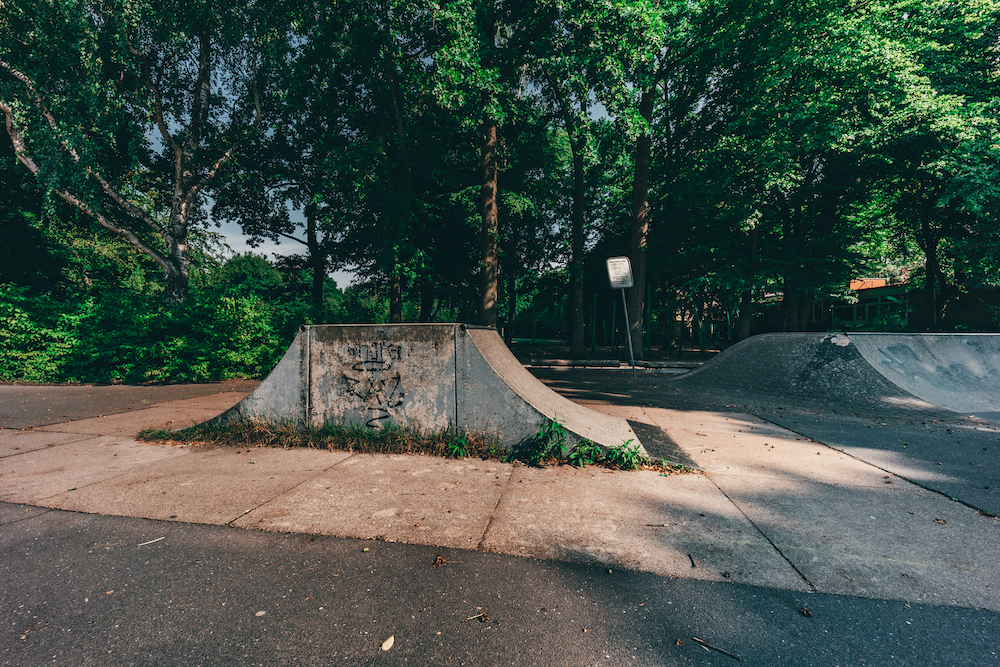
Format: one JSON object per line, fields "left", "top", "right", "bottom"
{"left": 4, "top": 504, "right": 998, "bottom": 667}
{"left": 0, "top": 380, "right": 259, "bottom": 431}
{"left": 3, "top": 374, "right": 1000, "bottom": 666}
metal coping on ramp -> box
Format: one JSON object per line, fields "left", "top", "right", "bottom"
{"left": 213, "top": 323, "right": 642, "bottom": 451}
{"left": 669, "top": 331, "right": 1000, "bottom": 419}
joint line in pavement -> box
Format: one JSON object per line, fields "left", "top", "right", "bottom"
{"left": 224, "top": 451, "right": 360, "bottom": 527}
{"left": 706, "top": 472, "right": 819, "bottom": 593}
{"left": 476, "top": 460, "right": 518, "bottom": 551}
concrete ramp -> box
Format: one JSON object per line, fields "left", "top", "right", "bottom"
{"left": 850, "top": 333, "right": 1000, "bottom": 419}
{"left": 214, "top": 324, "right": 641, "bottom": 450}
{"left": 670, "top": 332, "right": 1000, "bottom": 418}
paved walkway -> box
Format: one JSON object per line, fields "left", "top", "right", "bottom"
{"left": 2, "top": 381, "right": 998, "bottom": 614}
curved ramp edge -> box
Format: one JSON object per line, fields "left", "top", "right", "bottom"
{"left": 458, "top": 328, "right": 642, "bottom": 452}
{"left": 850, "top": 333, "right": 1000, "bottom": 416}
{"left": 211, "top": 329, "right": 308, "bottom": 425}
{"left": 669, "top": 332, "right": 938, "bottom": 414}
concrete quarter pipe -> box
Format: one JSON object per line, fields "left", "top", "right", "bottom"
{"left": 214, "top": 324, "right": 642, "bottom": 450}
{"left": 671, "top": 332, "right": 1000, "bottom": 419}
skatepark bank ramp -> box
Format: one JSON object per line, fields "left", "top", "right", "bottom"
{"left": 671, "top": 332, "right": 1000, "bottom": 420}
{"left": 214, "top": 324, "right": 642, "bottom": 450}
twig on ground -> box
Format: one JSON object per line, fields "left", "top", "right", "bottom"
{"left": 692, "top": 637, "right": 741, "bottom": 661}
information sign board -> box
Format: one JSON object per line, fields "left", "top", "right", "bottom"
{"left": 606, "top": 257, "right": 634, "bottom": 289}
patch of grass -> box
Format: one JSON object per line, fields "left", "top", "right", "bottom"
{"left": 138, "top": 420, "right": 499, "bottom": 459}
{"left": 446, "top": 436, "right": 469, "bottom": 459}
{"left": 519, "top": 417, "right": 569, "bottom": 465}
{"left": 138, "top": 419, "right": 697, "bottom": 475}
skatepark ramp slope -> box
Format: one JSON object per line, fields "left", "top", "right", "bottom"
{"left": 670, "top": 332, "right": 1000, "bottom": 420}
{"left": 214, "top": 324, "right": 642, "bottom": 450}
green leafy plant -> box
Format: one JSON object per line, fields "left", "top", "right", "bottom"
{"left": 659, "top": 457, "right": 692, "bottom": 473}
{"left": 447, "top": 437, "right": 468, "bottom": 459}
{"left": 567, "top": 440, "right": 603, "bottom": 467}
{"left": 604, "top": 439, "right": 643, "bottom": 470}
{"left": 522, "top": 417, "right": 569, "bottom": 465}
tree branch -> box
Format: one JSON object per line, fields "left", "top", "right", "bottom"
{"left": 186, "top": 33, "right": 211, "bottom": 157}
{"left": 190, "top": 140, "right": 239, "bottom": 198}
{"left": 2, "top": 98, "right": 172, "bottom": 275}
{"left": 126, "top": 35, "right": 183, "bottom": 161}
{"left": 190, "top": 74, "right": 264, "bottom": 198}
{"left": 278, "top": 232, "right": 307, "bottom": 245}
{"left": 1, "top": 60, "right": 167, "bottom": 237}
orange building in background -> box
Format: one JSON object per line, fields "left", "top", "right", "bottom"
{"left": 849, "top": 277, "right": 887, "bottom": 291}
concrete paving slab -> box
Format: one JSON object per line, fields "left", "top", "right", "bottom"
{"left": 587, "top": 401, "right": 1000, "bottom": 606}
{"left": 146, "top": 391, "right": 250, "bottom": 411}
{"left": 0, "top": 436, "right": 189, "bottom": 503}
{"left": 0, "top": 429, "right": 90, "bottom": 457}
{"left": 33, "top": 406, "right": 223, "bottom": 436}
{"left": 759, "top": 407, "right": 1000, "bottom": 517}
{"left": 638, "top": 408, "right": 897, "bottom": 487}
{"left": 235, "top": 453, "right": 512, "bottom": 550}
{"left": 0, "top": 380, "right": 258, "bottom": 429}
{"left": 43, "top": 446, "right": 351, "bottom": 525}
{"left": 712, "top": 473, "right": 1000, "bottom": 610}
{"left": 479, "top": 464, "right": 811, "bottom": 592}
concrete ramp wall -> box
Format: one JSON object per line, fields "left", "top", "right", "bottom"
{"left": 670, "top": 332, "right": 1000, "bottom": 419}
{"left": 214, "top": 324, "right": 641, "bottom": 450}
{"left": 850, "top": 333, "right": 1000, "bottom": 418}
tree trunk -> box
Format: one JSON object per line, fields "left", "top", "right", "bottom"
{"left": 163, "top": 260, "right": 188, "bottom": 305}
{"left": 306, "top": 202, "right": 324, "bottom": 308}
{"left": 568, "top": 119, "right": 587, "bottom": 358}
{"left": 419, "top": 281, "right": 433, "bottom": 323}
{"left": 782, "top": 283, "right": 800, "bottom": 331}
{"left": 736, "top": 221, "right": 759, "bottom": 341}
{"left": 920, "top": 200, "right": 940, "bottom": 330}
{"left": 505, "top": 263, "right": 517, "bottom": 344}
{"left": 626, "top": 88, "right": 655, "bottom": 360}
{"left": 798, "top": 294, "right": 814, "bottom": 330}
{"left": 163, "top": 207, "right": 190, "bottom": 304}
{"left": 479, "top": 116, "right": 499, "bottom": 327}
{"left": 390, "top": 254, "right": 403, "bottom": 323}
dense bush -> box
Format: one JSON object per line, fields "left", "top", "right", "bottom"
{"left": 0, "top": 251, "right": 353, "bottom": 384}
{"left": 0, "top": 284, "right": 284, "bottom": 383}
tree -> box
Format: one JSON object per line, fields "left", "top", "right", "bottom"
{"left": 429, "top": 0, "right": 560, "bottom": 326}
{"left": 531, "top": 2, "right": 602, "bottom": 357}
{"left": 873, "top": 1, "right": 1000, "bottom": 328}
{"left": 594, "top": 0, "right": 729, "bottom": 357}
{"left": 1, "top": 0, "right": 283, "bottom": 302}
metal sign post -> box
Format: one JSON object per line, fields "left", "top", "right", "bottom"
{"left": 606, "top": 257, "right": 636, "bottom": 377}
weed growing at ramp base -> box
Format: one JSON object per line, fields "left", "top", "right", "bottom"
{"left": 138, "top": 420, "right": 500, "bottom": 459}
{"left": 138, "top": 418, "right": 695, "bottom": 474}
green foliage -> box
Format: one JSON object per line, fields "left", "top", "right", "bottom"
{"left": 0, "top": 285, "right": 81, "bottom": 383}
{"left": 447, "top": 436, "right": 469, "bottom": 459}
{"left": 0, "top": 249, "right": 341, "bottom": 383}
{"left": 603, "top": 439, "right": 643, "bottom": 471}
{"left": 6, "top": 0, "right": 1000, "bottom": 368}
{"left": 567, "top": 440, "right": 603, "bottom": 468}
{"left": 337, "top": 286, "right": 389, "bottom": 324}
{"left": 0, "top": 285, "right": 285, "bottom": 384}
{"left": 519, "top": 417, "right": 570, "bottom": 465}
